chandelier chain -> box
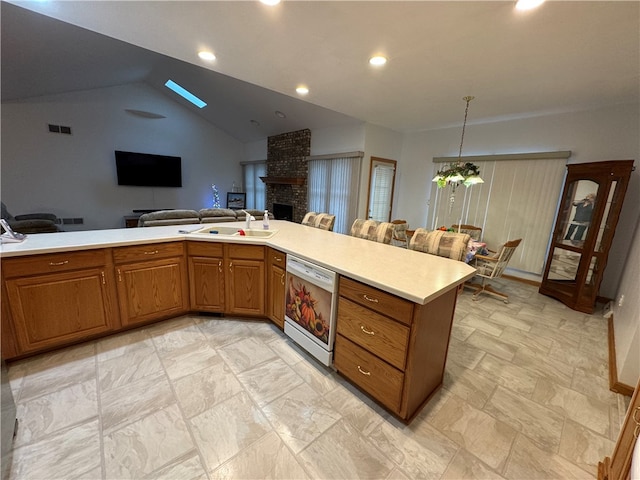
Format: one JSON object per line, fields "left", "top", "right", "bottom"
{"left": 457, "top": 95, "right": 474, "bottom": 160}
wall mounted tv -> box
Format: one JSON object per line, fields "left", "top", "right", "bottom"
{"left": 115, "top": 150, "right": 182, "bottom": 187}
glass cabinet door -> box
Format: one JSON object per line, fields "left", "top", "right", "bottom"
{"left": 540, "top": 160, "right": 634, "bottom": 313}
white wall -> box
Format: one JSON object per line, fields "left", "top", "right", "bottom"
{"left": 1, "top": 83, "right": 244, "bottom": 230}
{"left": 614, "top": 217, "right": 640, "bottom": 387}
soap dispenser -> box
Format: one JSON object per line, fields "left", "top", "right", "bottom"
{"left": 263, "top": 210, "right": 270, "bottom": 230}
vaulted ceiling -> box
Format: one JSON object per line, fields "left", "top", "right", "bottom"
{"left": 3, "top": 1, "right": 639, "bottom": 143}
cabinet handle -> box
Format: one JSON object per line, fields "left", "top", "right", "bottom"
{"left": 49, "top": 260, "right": 69, "bottom": 266}
{"left": 144, "top": 250, "right": 159, "bottom": 255}
{"left": 360, "top": 325, "right": 375, "bottom": 336}
{"left": 280, "top": 272, "right": 285, "bottom": 285}
{"left": 117, "top": 268, "right": 122, "bottom": 282}
{"left": 229, "top": 261, "right": 233, "bottom": 273}
{"left": 633, "top": 406, "right": 640, "bottom": 424}
{"left": 218, "top": 260, "right": 223, "bottom": 273}
{"left": 357, "top": 366, "right": 371, "bottom": 376}
{"left": 101, "top": 271, "right": 106, "bottom": 285}
{"left": 274, "top": 256, "right": 283, "bottom": 262}
{"left": 363, "top": 294, "right": 379, "bottom": 303}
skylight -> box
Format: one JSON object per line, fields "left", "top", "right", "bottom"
{"left": 164, "top": 80, "right": 207, "bottom": 108}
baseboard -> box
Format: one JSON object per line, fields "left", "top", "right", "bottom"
{"left": 607, "top": 316, "right": 635, "bottom": 397}
{"left": 501, "top": 274, "right": 540, "bottom": 287}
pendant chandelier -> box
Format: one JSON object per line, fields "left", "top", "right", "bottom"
{"left": 432, "top": 96, "right": 484, "bottom": 190}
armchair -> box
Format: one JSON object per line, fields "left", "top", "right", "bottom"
{"left": 467, "top": 238, "right": 522, "bottom": 303}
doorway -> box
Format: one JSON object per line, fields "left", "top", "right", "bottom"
{"left": 366, "top": 157, "right": 397, "bottom": 222}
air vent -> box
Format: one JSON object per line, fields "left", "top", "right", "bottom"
{"left": 61, "top": 218, "right": 83, "bottom": 224}
{"left": 48, "top": 124, "right": 72, "bottom": 135}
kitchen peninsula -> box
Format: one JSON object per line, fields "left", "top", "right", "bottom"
{"left": 1, "top": 220, "right": 475, "bottom": 421}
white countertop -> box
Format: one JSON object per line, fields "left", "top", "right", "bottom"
{"left": 0, "top": 221, "right": 476, "bottom": 305}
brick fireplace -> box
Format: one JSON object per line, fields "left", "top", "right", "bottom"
{"left": 264, "top": 129, "right": 310, "bottom": 224}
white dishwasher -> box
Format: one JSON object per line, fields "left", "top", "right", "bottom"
{"left": 284, "top": 255, "right": 338, "bottom": 366}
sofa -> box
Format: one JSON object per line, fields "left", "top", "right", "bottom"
{"left": 1, "top": 202, "right": 62, "bottom": 234}
{"left": 137, "top": 208, "right": 274, "bottom": 227}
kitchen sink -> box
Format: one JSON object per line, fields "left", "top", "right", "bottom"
{"left": 192, "top": 225, "right": 243, "bottom": 236}
{"left": 190, "top": 226, "right": 278, "bottom": 238}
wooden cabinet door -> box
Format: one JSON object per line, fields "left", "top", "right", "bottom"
{"left": 225, "top": 245, "right": 265, "bottom": 316}
{"left": 5, "top": 268, "right": 118, "bottom": 353}
{"left": 226, "top": 258, "right": 265, "bottom": 316}
{"left": 188, "top": 255, "right": 225, "bottom": 312}
{"left": 268, "top": 262, "right": 285, "bottom": 328}
{"left": 116, "top": 257, "right": 188, "bottom": 326}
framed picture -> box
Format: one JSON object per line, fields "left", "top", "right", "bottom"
{"left": 227, "top": 192, "right": 246, "bottom": 210}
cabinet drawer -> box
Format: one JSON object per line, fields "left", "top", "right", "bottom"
{"left": 227, "top": 244, "right": 264, "bottom": 260}
{"left": 334, "top": 334, "right": 404, "bottom": 413}
{"left": 188, "top": 241, "right": 224, "bottom": 257}
{"left": 2, "top": 249, "right": 109, "bottom": 278}
{"left": 113, "top": 242, "right": 184, "bottom": 264}
{"left": 337, "top": 297, "right": 409, "bottom": 370}
{"left": 339, "top": 277, "right": 413, "bottom": 326}
{"left": 267, "top": 247, "right": 286, "bottom": 266}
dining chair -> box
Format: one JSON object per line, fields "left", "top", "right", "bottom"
{"left": 302, "top": 212, "right": 336, "bottom": 231}
{"left": 408, "top": 228, "right": 471, "bottom": 261}
{"left": 391, "top": 219, "right": 409, "bottom": 247}
{"left": 451, "top": 224, "right": 482, "bottom": 241}
{"left": 349, "top": 219, "right": 394, "bottom": 244}
{"left": 466, "top": 238, "right": 522, "bottom": 303}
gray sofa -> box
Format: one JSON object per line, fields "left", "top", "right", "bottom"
{"left": 1, "top": 202, "right": 62, "bottom": 234}
{"left": 138, "top": 208, "right": 274, "bottom": 227}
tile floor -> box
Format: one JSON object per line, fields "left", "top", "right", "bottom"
{"left": 5, "top": 280, "right": 630, "bottom": 479}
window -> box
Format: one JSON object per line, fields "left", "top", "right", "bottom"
{"left": 242, "top": 161, "right": 266, "bottom": 210}
{"left": 308, "top": 152, "right": 362, "bottom": 234}
{"left": 428, "top": 152, "right": 569, "bottom": 275}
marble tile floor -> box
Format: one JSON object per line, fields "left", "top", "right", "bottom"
{"left": 5, "top": 281, "right": 631, "bottom": 480}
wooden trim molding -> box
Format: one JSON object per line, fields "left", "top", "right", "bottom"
{"left": 259, "top": 176, "right": 306, "bottom": 185}
{"left": 607, "top": 316, "right": 635, "bottom": 397}
{"left": 433, "top": 150, "right": 572, "bottom": 163}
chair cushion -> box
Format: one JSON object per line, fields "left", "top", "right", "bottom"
{"left": 350, "top": 219, "right": 393, "bottom": 244}
{"left": 409, "top": 229, "right": 471, "bottom": 261}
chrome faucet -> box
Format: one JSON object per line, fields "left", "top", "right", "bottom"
{"left": 240, "top": 210, "right": 255, "bottom": 229}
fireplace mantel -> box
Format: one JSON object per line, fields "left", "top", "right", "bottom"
{"left": 260, "top": 176, "right": 306, "bottom": 185}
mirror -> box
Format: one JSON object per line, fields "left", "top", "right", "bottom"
{"left": 560, "top": 179, "right": 598, "bottom": 248}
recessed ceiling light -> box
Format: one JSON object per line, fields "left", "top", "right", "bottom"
{"left": 164, "top": 80, "right": 207, "bottom": 108}
{"left": 275, "top": 111, "right": 286, "bottom": 118}
{"left": 260, "top": 0, "right": 281, "bottom": 5}
{"left": 515, "top": 0, "right": 545, "bottom": 10}
{"left": 369, "top": 55, "right": 387, "bottom": 66}
{"left": 296, "top": 86, "right": 309, "bottom": 95}
{"left": 198, "top": 51, "right": 216, "bottom": 61}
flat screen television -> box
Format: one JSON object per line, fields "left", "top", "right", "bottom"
{"left": 115, "top": 150, "right": 182, "bottom": 187}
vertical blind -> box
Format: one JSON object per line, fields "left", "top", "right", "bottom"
{"left": 368, "top": 163, "right": 395, "bottom": 222}
{"left": 428, "top": 154, "right": 568, "bottom": 275}
{"left": 242, "top": 161, "right": 266, "bottom": 210}
{"left": 308, "top": 154, "right": 362, "bottom": 234}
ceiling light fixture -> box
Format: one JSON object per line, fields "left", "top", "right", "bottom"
{"left": 274, "top": 110, "right": 286, "bottom": 118}
{"left": 369, "top": 55, "right": 387, "bottom": 66}
{"left": 432, "top": 96, "right": 483, "bottom": 205}
{"left": 515, "top": 0, "right": 545, "bottom": 11}
{"left": 164, "top": 80, "right": 207, "bottom": 108}
{"left": 296, "top": 86, "right": 309, "bottom": 95}
{"left": 198, "top": 51, "right": 216, "bottom": 61}
{"left": 260, "top": 0, "right": 281, "bottom": 5}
